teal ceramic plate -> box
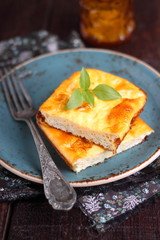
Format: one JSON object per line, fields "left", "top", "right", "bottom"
{"left": 0, "top": 49, "right": 160, "bottom": 187}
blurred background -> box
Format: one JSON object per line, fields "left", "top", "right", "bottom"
{"left": 0, "top": 0, "right": 159, "bottom": 70}
{"left": 0, "top": 0, "right": 80, "bottom": 40}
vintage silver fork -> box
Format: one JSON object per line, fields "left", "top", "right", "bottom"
{"left": 0, "top": 67, "right": 76, "bottom": 210}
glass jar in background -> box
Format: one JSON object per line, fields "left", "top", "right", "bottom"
{"left": 79, "top": 0, "right": 136, "bottom": 47}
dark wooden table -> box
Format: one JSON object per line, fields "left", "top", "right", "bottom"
{"left": 0, "top": 0, "right": 160, "bottom": 239}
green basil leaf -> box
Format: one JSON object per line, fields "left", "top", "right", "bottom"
{"left": 93, "top": 84, "right": 122, "bottom": 100}
{"left": 64, "top": 89, "right": 83, "bottom": 109}
{"left": 82, "top": 89, "right": 94, "bottom": 106}
{"left": 80, "top": 67, "right": 90, "bottom": 90}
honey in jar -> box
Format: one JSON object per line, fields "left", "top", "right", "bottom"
{"left": 79, "top": 0, "right": 136, "bottom": 47}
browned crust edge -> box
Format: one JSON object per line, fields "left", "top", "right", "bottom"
{"left": 36, "top": 112, "right": 75, "bottom": 171}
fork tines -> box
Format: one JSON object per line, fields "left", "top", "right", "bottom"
{"left": 0, "top": 67, "right": 35, "bottom": 119}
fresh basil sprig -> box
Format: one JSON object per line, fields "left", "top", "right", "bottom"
{"left": 65, "top": 67, "right": 122, "bottom": 109}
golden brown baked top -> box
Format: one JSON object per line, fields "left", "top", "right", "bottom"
{"left": 37, "top": 114, "right": 153, "bottom": 171}
{"left": 39, "top": 69, "right": 147, "bottom": 149}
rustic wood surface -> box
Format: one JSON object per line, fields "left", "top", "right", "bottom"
{"left": 0, "top": 196, "right": 160, "bottom": 240}
{"left": 0, "top": 0, "right": 160, "bottom": 239}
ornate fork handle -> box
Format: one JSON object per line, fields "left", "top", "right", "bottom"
{"left": 25, "top": 118, "right": 77, "bottom": 210}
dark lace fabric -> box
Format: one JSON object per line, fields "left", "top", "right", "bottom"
{"left": 0, "top": 31, "right": 160, "bottom": 232}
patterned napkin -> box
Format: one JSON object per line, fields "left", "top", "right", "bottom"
{"left": 0, "top": 30, "right": 160, "bottom": 232}
{"left": 78, "top": 158, "right": 160, "bottom": 232}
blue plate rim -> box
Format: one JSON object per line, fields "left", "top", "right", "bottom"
{"left": 0, "top": 48, "right": 160, "bottom": 187}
